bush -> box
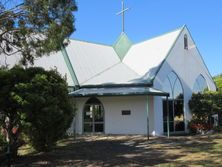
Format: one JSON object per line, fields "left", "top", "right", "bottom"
{"left": 188, "top": 92, "right": 222, "bottom": 134}
{"left": 0, "top": 67, "right": 73, "bottom": 152}
{"left": 19, "top": 69, "right": 74, "bottom": 151}
{"left": 0, "top": 130, "right": 7, "bottom": 153}
{"left": 188, "top": 120, "right": 213, "bottom": 134}
{"left": 213, "top": 126, "right": 222, "bottom": 133}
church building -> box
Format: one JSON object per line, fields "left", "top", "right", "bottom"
{"left": 25, "top": 25, "right": 215, "bottom": 136}
{"left": 0, "top": 1, "right": 216, "bottom": 136}
{"left": 1, "top": 25, "right": 216, "bottom": 136}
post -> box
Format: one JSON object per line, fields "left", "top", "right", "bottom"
{"left": 146, "top": 96, "right": 149, "bottom": 140}
{"left": 73, "top": 116, "right": 76, "bottom": 140}
{"left": 72, "top": 99, "right": 77, "bottom": 140}
{"left": 6, "top": 143, "right": 11, "bottom": 167}
{"left": 166, "top": 96, "right": 170, "bottom": 138}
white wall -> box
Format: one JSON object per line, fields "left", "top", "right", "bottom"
{"left": 153, "top": 27, "right": 216, "bottom": 134}
{"left": 67, "top": 97, "right": 88, "bottom": 134}
{"left": 102, "top": 96, "right": 147, "bottom": 134}
{"left": 71, "top": 96, "right": 155, "bottom": 135}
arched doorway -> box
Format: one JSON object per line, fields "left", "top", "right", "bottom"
{"left": 83, "top": 97, "right": 104, "bottom": 133}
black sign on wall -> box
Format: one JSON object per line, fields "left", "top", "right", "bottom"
{"left": 122, "top": 110, "right": 131, "bottom": 115}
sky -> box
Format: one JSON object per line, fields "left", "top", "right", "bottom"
{"left": 71, "top": 0, "right": 222, "bottom": 76}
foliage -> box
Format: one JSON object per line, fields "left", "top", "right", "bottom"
{"left": 0, "top": 67, "right": 73, "bottom": 153}
{"left": 214, "top": 74, "right": 222, "bottom": 92}
{"left": 0, "top": 66, "right": 26, "bottom": 157}
{"left": 0, "top": 131, "right": 7, "bottom": 153}
{"left": 189, "top": 92, "right": 222, "bottom": 133}
{"left": 213, "top": 126, "right": 222, "bottom": 133}
{"left": 188, "top": 120, "right": 213, "bottom": 134}
{"left": 16, "top": 68, "right": 74, "bottom": 151}
{"left": 0, "top": 0, "right": 77, "bottom": 65}
{"left": 189, "top": 93, "right": 213, "bottom": 124}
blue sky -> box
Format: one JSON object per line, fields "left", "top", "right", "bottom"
{"left": 72, "top": 0, "right": 222, "bottom": 76}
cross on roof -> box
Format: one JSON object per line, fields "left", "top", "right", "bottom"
{"left": 116, "top": 0, "right": 129, "bottom": 33}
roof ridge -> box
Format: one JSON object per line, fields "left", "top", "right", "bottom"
{"left": 69, "top": 26, "right": 185, "bottom": 49}
{"left": 80, "top": 62, "right": 121, "bottom": 85}
{"left": 122, "top": 62, "right": 141, "bottom": 76}
{"left": 69, "top": 38, "right": 112, "bottom": 47}
{"left": 132, "top": 25, "right": 185, "bottom": 46}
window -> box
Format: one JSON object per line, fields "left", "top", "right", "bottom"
{"left": 193, "top": 75, "right": 208, "bottom": 93}
{"left": 162, "top": 72, "right": 185, "bottom": 133}
{"left": 83, "top": 97, "right": 104, "bottom": 133}
{"left": 184, "top": 34, "right": 188, "bottom": 50}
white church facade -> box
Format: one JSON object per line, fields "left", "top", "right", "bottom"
{"left": 65, "top": 26, "right": 216, "bottom": 136}
{"left": 0, "top": 25, "right": 216, "bottom": 136}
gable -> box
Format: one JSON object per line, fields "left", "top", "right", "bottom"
{"left": 122, "top": 28, "right": 183, "bottom": 78}
{"left": 153, "top": 26, "right": 216, "bottom": 92}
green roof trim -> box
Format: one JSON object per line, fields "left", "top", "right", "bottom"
{"left": 61, "top": 45, "right": 79, "bottom": 86}
{"left": 113, "top": 32, "right": 133, "bottom": 61}
{"left": 69, "top": 87, "right": 169, "bottom": 97}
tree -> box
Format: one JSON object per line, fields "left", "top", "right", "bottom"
{"left": 15, "top": 67, "right": 74, "bottom": 151}
{"left": 189, "top": 92, "right": 222, "bottom": 133}
{"left": 0, "top": 66, "right": 73, "bottom": 155}
{"left": 0, "top": 0, "right": 77, "bottom": 65}
{"left": 0, "top": 67, "right": 27, "bottom": 157}
{"left": 189, "top": 93, "right": 213, "bottom": 123}
{"left": 214, "top": 74, "right": 222, "bottom": 92}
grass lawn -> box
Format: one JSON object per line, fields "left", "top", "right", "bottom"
{"left": 11, "top": 133, "right": 222, "bottom": 167}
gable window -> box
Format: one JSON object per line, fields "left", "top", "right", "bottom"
{"left": 162, "top": 72, "right": 185, "bottom": 133}
{"left": 184, "top": 34, "right": 188, "bottom": 50}
{"left": 193, "top": 75, "right": 208, "bottom": 93}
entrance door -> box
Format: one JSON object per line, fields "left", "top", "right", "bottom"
{"left": 83, "top": 98, "right": 104, "bottom": 133}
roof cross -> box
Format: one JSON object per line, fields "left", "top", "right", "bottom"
{"left": 116, "top": 0, "right": 129, "bottom": 33}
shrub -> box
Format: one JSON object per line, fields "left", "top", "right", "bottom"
{"left": 213, "top": 126, "right": 222, "bottom": 133}
{"left": 0, "top": 67, "right": 73, "bottom": 152}
{"left": 0, "top": 130, "right": 7, "bottom": 153}
{"left": 18, "top": 69, "right": 74, "bottom": 151}
{"left": 188, "top": 120, "right": 213, "bottom": 134}
{"left": 188, "top": 92, "right": 222, "bottom": 134}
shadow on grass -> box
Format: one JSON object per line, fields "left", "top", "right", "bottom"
{"left": 13, "top": 136, "right": 182, "bottom": 167}
{"left": 12, "top": 134, "right": 222, "bottom": 167}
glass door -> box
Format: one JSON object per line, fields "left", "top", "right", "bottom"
{"left": 83, "top": 98, "right": 104, "bottom": 133}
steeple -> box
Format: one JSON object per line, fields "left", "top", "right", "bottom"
{"left": 114, "top": 1, "right": 132, "bottom": 60}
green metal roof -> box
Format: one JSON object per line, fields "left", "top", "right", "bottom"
{"left": 113, "top": 32, "right": 133, "bottom": 61}
{"left": 69, "top": 86, "right": 169, "bottom": 97}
